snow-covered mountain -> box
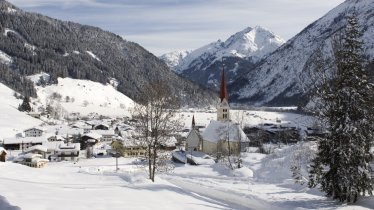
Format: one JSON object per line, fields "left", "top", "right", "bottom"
{"left": 230, "top": 0, "right": 374, "bottom": 106}
{"left": 160, "top": 26, "right": 284, "bottom": 89}
{"left": 159, "top": 50, "right": 191, "bottom": 71}
{"left": 0, "top": 0, "right": 216, "bottom": 107}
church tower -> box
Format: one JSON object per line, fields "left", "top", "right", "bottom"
{"left": 217, "top": 67, "right": 230, "bottom": 121}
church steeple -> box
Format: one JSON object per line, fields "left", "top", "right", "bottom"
{"left": 217, "top": 66, "right": 230, "bottom": 121}
{"left": 219, "top": 67, "right": 228, "bottom": 103}
{"left": 192, "top": 115, "right": 196, "bottom": 129}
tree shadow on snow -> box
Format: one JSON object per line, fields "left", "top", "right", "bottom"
{"left": 0, "top": 195, "right": 21, "bottom": 210}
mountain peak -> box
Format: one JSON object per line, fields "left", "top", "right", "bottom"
{"left": 223, "top": 26, "right": 285, "bottom": 59}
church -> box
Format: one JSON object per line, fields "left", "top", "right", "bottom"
{"left": 185, "top": 67, "right": 249, "bottom": 157}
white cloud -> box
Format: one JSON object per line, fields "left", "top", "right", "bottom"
{"left": 8, "top": 0, "right": 345, "bottom": 55}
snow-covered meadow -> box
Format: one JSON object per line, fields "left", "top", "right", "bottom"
{"left": 1, "top": 143, "right": 374, "bottom": 210}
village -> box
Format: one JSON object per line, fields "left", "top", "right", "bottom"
{"left": 0, "top": 69, "right": 322, "bottom": 168}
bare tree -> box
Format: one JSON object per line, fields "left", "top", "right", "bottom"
{"left": 111, "top": 140, "right": 125, "bottom": 171}
{"left": 132, "top": 81, "right": 182, "bottom": 182}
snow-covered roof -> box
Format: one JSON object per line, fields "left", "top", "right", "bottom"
{"left": 83, "top": 132, "right": 102, "bottom": 140}
{"left": 23, "top": 153, "right": 42, "bottom": 159}
{"left": 92, "top": 130, "right": 115, "bottom": 136}
{"left": 43, "top": 141, "right": 62, "bottom": 150}
{"left": 56, "top": 143, "right": 80, "bottom": 152}
{"left": 0, "top": 147, "right": 7, "bottom": 154}
{"left": 163, "top": 136, "right": 178, "bottom": 147}
{"left": 24, "top": 127, "right": 43, "bottom": 132}
{"left": 25, "top": 145, "right": 48, "bottom": 153}
{"left": 201, "top": 120, "right": 249, "bottom": 143}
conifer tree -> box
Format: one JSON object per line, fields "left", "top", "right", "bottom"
{"left": 18, "top": 96, "right": 32, "bottom": 112}
{"left": 308, "top": 15, "right": 374, "bottom": 202}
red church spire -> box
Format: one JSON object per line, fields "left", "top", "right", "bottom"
{"left": 219, "top": 67, "right": 228, "bottom": 102}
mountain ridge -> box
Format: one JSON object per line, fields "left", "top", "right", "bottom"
{"left": 0, "top": 0, "right": 216, "bottom": 107}
{"left": 160, "top": 26, "right": 284, "bottom": 90}
{"left": 229, "top": 0, "right": 374, "bottom": 106}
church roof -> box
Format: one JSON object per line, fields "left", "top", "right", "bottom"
{"left": 201, "top": 120, "right": 249, "bottom": 143}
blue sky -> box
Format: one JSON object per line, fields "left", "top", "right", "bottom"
{"left": 8, "top": 0, "right": 345, "bottom": 55}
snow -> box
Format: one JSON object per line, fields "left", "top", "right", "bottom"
{"left": 27, "top": 72, "right": 50, "bottom": 84}
{"left": 7, "top": 7, "right": 17, "bottom": 13}
{"left": 34, "top": 77, "right": 135, "bottom": 117}
{"left": 85, "top": 51, "right": 101, "bottom": 62}
{"left": 3, "top": 28, "right": 21, "bottom": 37}
{"left": 24, "top": 43, "right": 37, "bottom": 55}
{"left": 0, "top": 107, "right": 373, "bottom": 209}
{"left": 0, "top": 159, "right": 236, "bottom": 210}
{"left": 0, "top": 50, "right": 12, "bottom": 65}
{"left": 159, "top": 50, "right": 191, "bottom": 71}
{"left": 174, "top": 26, "right": 285, "bottom": 73}
{"left": 0, "top": 83, "right": 41, "bottom": 139}
{"left": 24, "top": 145, "right": 48, "bottom": 153}
{"left": 235, "top": 0, "right": 374, "bottom": 105}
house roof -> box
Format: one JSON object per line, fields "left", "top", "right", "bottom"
{"left": 56, "top": 143, "right": 80, "bottom": 152}
{"left": 92, "top": 130, "right": 115, "bottom": 136}
{"left": 82, "top": 132, "right": 102, "bottom": 140}
{"left": 163, "top": 136, "right": 178, "bottom": 147}
{"left": 25, "top": 145, "right": 48, "bottom": 153}
{"left": 0, "top": 147, "right": 7, "bottom": 154}
{"left": 201, "top": 120, "right": 249, "bottom": 143}
{"left": 24, "top": 127, "right": 44, "bottom": 132}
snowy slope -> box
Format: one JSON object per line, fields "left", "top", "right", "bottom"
{"left": 231, "top": 0, "right": 374, "bottom": 106}
{"left": 0, "top": 83, "right": 41, "bottom": 139}
{"left": 33, "top": 77, "right": 135, "bottom": 117}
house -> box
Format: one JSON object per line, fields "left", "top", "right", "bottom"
{"left": 121, "top": 139, "right": 146, "bottom": 158}
{"left": 55, "top": 143, "right": 80, "bottom": 162}
{"left": 24, "top": 145, "right": 48, "bottom": 159}
{"left": 160, "top": 136, "right": 178, "bottom": 151}
{"left": 80, "top": 133, "right": 101, "bottom": 149}
{"left": 3, "top": 137, "right": 47, "bottom": 150}
{"left": 14, "top": 153, "right": 49, "bottom": 168}
{"left": 94, "top": 124, "right": 109, "bottom": 130}
{"left": 185, "top": 116, "right": 203, "bottom": 152}
{"left": 27, "top": 112, "right": 41, "bottom": 119}
{"left": 0, "top": 147, "right": 7, "bottom": 162}
{"left": 185, "top": 129, "right": 203, "bottom": 152}
{"left": 47, "top": 134, "right": 64, "bottom": 142}
{"left": 92, "top": 130, "right": 115, "bottom": 142}
{"left": 24, "top": 127, "right": 43, "bottom": 137}
{"left": 200, "top": 68, "right": 249, "bottom": 157}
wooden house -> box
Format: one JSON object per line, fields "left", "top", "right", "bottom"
{"left": 0, "top": 147, "right": 7, "bottom": 162}
{"left": 24, "top": 127, "right": 44, "bottom": 137}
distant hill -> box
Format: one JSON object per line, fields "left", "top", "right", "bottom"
{"left": 0, "top": 0, "right": 215, "bottom": 107}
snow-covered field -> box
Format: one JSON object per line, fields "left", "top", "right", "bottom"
{"left": 1, "top": 144, "right": 373, "bottom": 210}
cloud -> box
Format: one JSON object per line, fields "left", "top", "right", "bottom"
{"left": 7, "top": 0, "right": 345, "bottom": 55}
